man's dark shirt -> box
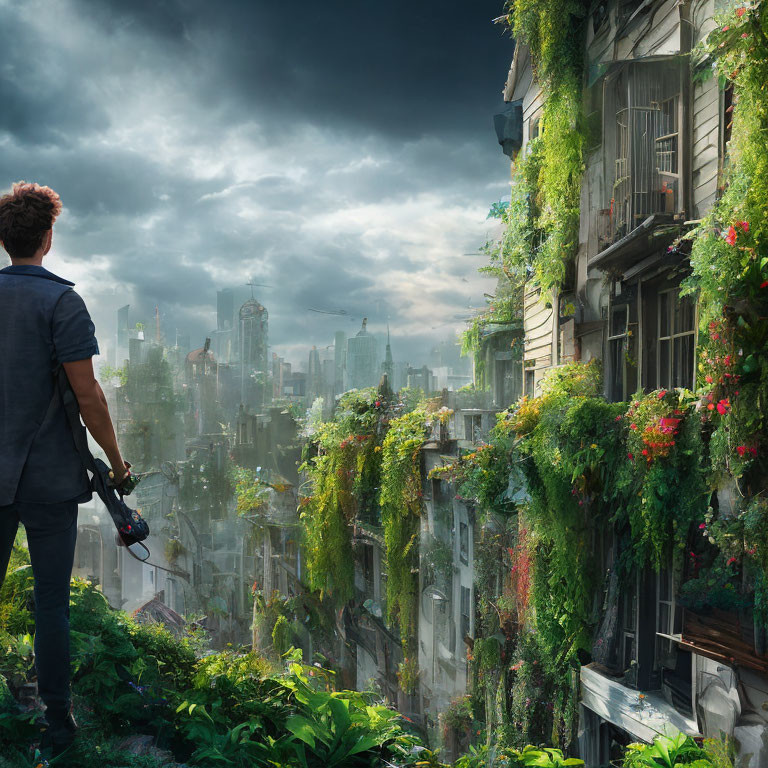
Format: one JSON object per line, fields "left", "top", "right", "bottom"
{"left": 0, "top": 264, "right": 99, "bottom": 506}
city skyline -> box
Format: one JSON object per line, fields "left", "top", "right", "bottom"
{"left": 0, "top": 0, "right": 513, "bottom": 367}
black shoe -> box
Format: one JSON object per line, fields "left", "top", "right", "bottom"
{"left": 39, "top": 711, "right": 77, "bottom": 758}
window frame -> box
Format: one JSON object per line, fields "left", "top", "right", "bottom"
{"left": 656, "top": 287, "right": 696, "bottom": 391}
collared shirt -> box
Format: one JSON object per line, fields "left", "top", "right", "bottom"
{"left": 0, "top": 264, "right": 99, "bottom": 505}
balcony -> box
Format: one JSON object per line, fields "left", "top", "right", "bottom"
{"left": 591, "top": 61, "right": 684, "bottom": 272}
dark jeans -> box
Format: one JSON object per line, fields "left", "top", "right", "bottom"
{"left": 0, "top": 500, "right": 78, "bottom": 721}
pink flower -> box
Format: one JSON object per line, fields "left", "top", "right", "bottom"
{"left": 615, "top": 415, "right": 622, "bottom": 422}
{"left": 742, "top": 32, "right": 749, "bottom": 37}
{"left": 722, "top": 24, "right": 730, "bottom": 31}
{"left": 725, "top": 226, "right": 737, "bottom": 246}
{"left": 738, "top": 221, "right": 749, "bottom": 232}
{"left": 630, "top": 423, "right": 637, "bottom": 430}
{"left": 699, "top": 523, "right": 707, "bottom": 530}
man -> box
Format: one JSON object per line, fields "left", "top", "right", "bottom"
{"left": 0, "top": 181, "right": 132, "bottom": 756}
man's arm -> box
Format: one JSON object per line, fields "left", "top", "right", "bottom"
{"left": 62, "top": 358, "right": 129, "bottom": 482}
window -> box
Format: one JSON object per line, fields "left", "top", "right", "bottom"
{"left": 459, "top": 522, "right": 469, "bottom": 566}
{"left": 460, "top": 586, "right": 472, "bottom": 640}
{"left": 464, "top": 414, "right": 482, "bottom": 442}
{"left": 608, "top": 304, "right": 629, "bottom": 401}
{"left": 604, "top": 62, "right": 682, "bottom": 245}
{"left": 620, "top": 580, "right": 637, "bottom": 672}
{"left": 657, "top": 289, "right": 695, "bottom": 390}
{"left": 524, "top": 368, "right": 535, "bottom": 397}
{"left": 361, "top": 544, "right": 375, "bottom": 596}
{"left": 655, "top": 566, "right": 677, "bottom": 667}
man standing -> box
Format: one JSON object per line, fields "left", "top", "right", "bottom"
{"left": 0, "top": 181, "right": 131, "bottom": 756}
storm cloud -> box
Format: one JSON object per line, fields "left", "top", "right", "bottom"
{"left": 0, "top": 0, "right": 513, "bottom": 367}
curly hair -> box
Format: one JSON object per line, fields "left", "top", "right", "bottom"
{"left": 0, "top": 181, "right": 63, "bottom": 260}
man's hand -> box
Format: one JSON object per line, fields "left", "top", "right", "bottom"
{"left": 111, "top": 462, "right": 139, "bottom": 495}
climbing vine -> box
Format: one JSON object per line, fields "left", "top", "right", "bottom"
{"left": 299, "top": 388, "right": 384, "bottom": 606}
{"left": 380, "top": 409, "right": 429, "bottom": 646}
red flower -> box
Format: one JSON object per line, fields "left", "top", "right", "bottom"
{"left": 725, "top": 226, "right": 737, "bottom": 245}
{"left": 699, "top": 523, "right": 707, "bottom": 530}
{"left": 375, "top": 400, "right": 381, "bottom": 407}
{"left": 630, "top": 423, "right": 637, "bottom": 430}
{"left": 722, "top": 24, "right": 730, "bottom": 31}
{"left": 749, "top": 447, "right": 758, "bottom": 457}
{"left": 742, "top": 32, "right": 749, "bottom": 37}
{"left": 717, "top": 399, "right": 730, "bottom": 415}
{"left": 642, "top": 449, "right": 648, "bottom": 456}
{"left": 627, "top": 452, "right": 633, "bottom": 460}
{"left": 707, "top": 403, "right": 715, "bottom": 411}
{"left": 738, "top": 220, "right": 749, "bottom": 232}
{"left": 736, "top": 7, "right": 746, "bottom": 16}
{"left": 737, "top": 445, "right": 747, "bottom": 457}
{"left": 727, "top": 557, "right": 738, "bottom": 566}
{"left": 705, "top": 375, "right": 713, "bottom": 384}
{"left": 615, "top": 415, "right": 622, "bottom": 422}
{"left": 658, "top": 390, "right": 667, "bottom": 399}
{"left": 761, "top": 281, "right": 768, "bottom": 289}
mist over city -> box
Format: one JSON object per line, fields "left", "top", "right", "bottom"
{"left": 1, "top": 0, "right": 513, "bottom": 369}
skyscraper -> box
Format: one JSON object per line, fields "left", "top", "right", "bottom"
{"left": 334, "top": 331, "right": 346, "bottom": 396}
{"left": 381, "top": 324, "right": 394, "bottom": 386}
{"left": 345, "top": 318, "right": 379, "bottom": 391}
{"left": 307, "top": 346, "right": 324, "bottom": 406}
{"left": 239, "top": 297, "right": 269, "bottom": 408}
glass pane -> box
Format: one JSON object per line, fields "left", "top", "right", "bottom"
{"left": 673, "top": 335, "right": 694, "bottom": 389}
{"left": 611, "top": 306, "right": 627, "bottom": 336}
{"left": 659, "top": 292, "right": 671, "bottom": 338}
{"left": 658, "top": 602, "right": 670, "bottom": 634}
{"left": 609, "top": 338, "right": 625, "bottom": 401}
{"left": 623, "top": 636, "right": 636, "bottom": 669}
{"left": 659, "top": 568, "right": 671, "bottom": 601}
{"left": 658, "top": 339, "right": 670, "bottom": 389}
{"left": 675, "top": 294, "right": 695, "bottom": 334}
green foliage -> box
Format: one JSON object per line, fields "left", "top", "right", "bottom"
{"left": 686, "top": 0, "right": 768, "bottom": 480}
{"left": 396, "top": 656, "right": 420, "bottom": 696}
{"left": 299, "top": 388, "right": 383, "bottom": 605}
{"left": 505, "top": 0, "right": 589, "bottom": 293}
{"left": 380, "top": 409, "right": 428, "bottom": 646}
{"left": 231, "top": 464, "right": 271, "bottom": 515}
{"left": 623, "top": 732, "right": 713, "bottom": 768}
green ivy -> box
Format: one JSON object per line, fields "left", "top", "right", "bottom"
{"left": 380, "top": 409, "right": 428, "bottom": 646}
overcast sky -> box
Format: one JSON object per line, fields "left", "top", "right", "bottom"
{"left": 1, "top": 0, "right": 513, "bottom": 368}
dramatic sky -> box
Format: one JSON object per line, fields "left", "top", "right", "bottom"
{"left": 1, "top": 0, "right": 513, "bottom": 368}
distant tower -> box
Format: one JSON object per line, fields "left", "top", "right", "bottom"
{"left": 381, "top": 324, "right": 394, "bottom": 385}
{"left": 217, "top": 289, "right": 235, "bottom": 331}
{"left": 334, "top": 331, "right": 346, "bottom": 396}
{"left": 345, "top": 318, "right": 379, "bottom": 391}
{"left": 307, "top": 346, "right": 323, "bottom": 405}
{"left": 239, "top": 296, "right": 269, "bottom": 407}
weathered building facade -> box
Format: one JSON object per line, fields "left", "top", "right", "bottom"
{"left": 500, "top": 0, "right": 768, "bottom": 764}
